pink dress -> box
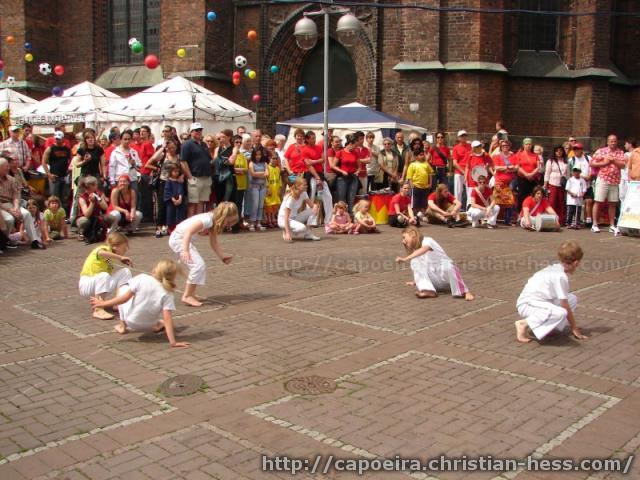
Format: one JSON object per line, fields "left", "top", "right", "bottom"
{"left": 325, "top": 212, "right": 350, "bottom": 234}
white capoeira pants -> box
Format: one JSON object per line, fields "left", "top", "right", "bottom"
{"left": 410, "top": 258, "right": 468, "bottom": 297}
{"left": 468, "top": 205, "right": 500, "bottom": 226}
{"left": 168, "top": 234, "right": 206, "bottom": 286}
{"left": 309, "top": 178, "right": 333, "bottom": 225}
{"left": 453, "top": 174, "right": 465, "bottom": 206}
{"left": 517, "top": 293, "right": 578, "bottom": 340}
{"left": 78, "top": 268, "right": 132, "bottom": 297}
{"left": 278, "top": 207, "right": 316, "bottom": 236}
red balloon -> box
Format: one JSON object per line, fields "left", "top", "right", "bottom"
{"left": 0, "top": 60, "right": 4, "bottom": 70}
{"left": 232, "top": 71, "right": 241, "bottom": 80}
{"left": 53, "top": 65, "right": 64, "bottom": 76}
{"left": 232, "top": 78, "right": 241, "bottom": 86}
{"left": 252, "top": 94, "right": 260, "bottom": 103}
{"left": 144, "top": 54, "right": 160, "bottom": 69}
{"left": 247, "top": 30, "right": 258, "bottom": 41}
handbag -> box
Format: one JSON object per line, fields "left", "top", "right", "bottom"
{"left": 554, "top": 160, "right": 568, "bottom": 189}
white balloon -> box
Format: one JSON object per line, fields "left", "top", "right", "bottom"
{"left": 39, "top": 63, "right": 52, "bottom": 76}
{"left": 234, "top": 55, "right": 247, "bottom": 69}
{"left": 128, "top": 37, "right": 138, "bottom": 47}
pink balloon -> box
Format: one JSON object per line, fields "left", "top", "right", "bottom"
{"left": 252, "top": 94, "right": 260, "bottom": 103}
{"left": 144, "top": 54, "right": 160, "bottom": 69}
{"left": 0, "top": 60, "right": 4, "bottom": 70}
{"left": 53, "top": 65, "right": 64, "bottom": 76}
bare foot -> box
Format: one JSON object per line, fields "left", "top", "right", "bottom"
{"left": 93, "top": 308, "right": 114, "bottom": 320}
{"left": 464, "top": 292, "right": 475, "bottom": 301}
{"left": 405, "top": 281, "right": 416, "bottom": 286}
{"left": 515, "top": 320, "right": 532, "bottom": 343}
{"left": 416, "top": 290, "right": 437, "bottom": 299}
{"left": 182, "top": 296, "right": 203, "bottom": 307}
{"left": 113, "top": 323, "right": 127, "bottom": 334}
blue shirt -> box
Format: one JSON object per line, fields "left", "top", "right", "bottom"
{"left": 181, "top": 139, "right": 211, "bottom": 177}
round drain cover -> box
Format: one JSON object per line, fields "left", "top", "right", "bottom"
{"left": 159, "top": 374, "right": 203, "bottom": 396}
{"left": 284, "top": 376, "right": 336, "bottom": 395}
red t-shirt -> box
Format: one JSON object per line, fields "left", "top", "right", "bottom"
{"left": 492, "top": 153, "right": 516, "bottom": 186}
{"left": 285, "top": 143, "right": 308, "bottom": 174}
{"left": 521, "top": 196, "right": 550, "bottom": 217}
{"left": 452, "top": 142, "right": 471, "bottom": 174}
{"left": 464, "top": 153, "right": 492, "bottom": 187}
{"left": 356, "top": 146, "right": 370, "bottom": 177}
{"left": 429, "top": 145, "right": 450, "bottom": 168}
{"left": 132, "top": 141, "right": 156, "bottom": 175}
{"left": 303, "top": 144, "right": 324, "bottom": 173}
{"left": 515, "top": 150, "right": 538, "bottom": 175}
{"left": 44, "top": 136, "right": 72, "bottom": 149}
{"left": 104, "top": 145, "right": 116, "bottom": 171}
{"left": 334, "top": 148, "right": 359, "bottom": 175}
{"left": 390, "top": 193, "right": 411, "bottom": 215}
{"left": 428, "top": 191, "right": 456, "bottom": 209}
{"left": 326, "top": 147, "right": 339, "bottom": 174}
{"left": 470, "top": 186, "right": 494, "bottom": 207}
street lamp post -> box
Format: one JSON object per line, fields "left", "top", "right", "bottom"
{"left": 294, "top": 7, "right": 361, "bottom": 171}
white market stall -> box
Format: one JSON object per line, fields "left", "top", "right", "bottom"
{"left": 99, "top": 76, "right": 255, "bottom": 138}
{"left": 14, "top": 81, "right": 121, "bottom": 128}
{"left": 0, "top": 88, "right": 39, "bottom": 116}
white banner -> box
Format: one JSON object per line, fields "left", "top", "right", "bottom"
{"left": 619, "top": 180, "right": 640, "bottom": 236}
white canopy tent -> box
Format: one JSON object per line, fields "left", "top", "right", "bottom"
{"left": 99, "top": 76, "right": 255, "bottom": 138}
{"left": 14, "top": 81, "right": 121, "bottom": 127}
{"left": 0, "top": 88, "right": 38, "bottom": 116}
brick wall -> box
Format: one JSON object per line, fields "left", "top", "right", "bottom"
{"left": 0, "top": 0, "right": 28, "bottom": 86}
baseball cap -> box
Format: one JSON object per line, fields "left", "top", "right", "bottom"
{"left": 189, "top": 122, "right": 203, "bottom": 131}
{"left": 574, "top": 142, "right": 584, "bottom": 149}
{"left": 54, "top": 131, "right": 65, "bottom": 140}
{"left": 471, "top": 140, "right": 482, "bottom": 148}
{"left": 9, "top": 125, "right": 21, "bottom": 132}
{"left": 522, "top": 138, "right": 533, "bottom": 145}
{"left": 457, "top": 130, "right": 467, "bottom": 137}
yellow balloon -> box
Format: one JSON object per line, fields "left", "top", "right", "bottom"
{"left": 248, "top": 70, "right": 256, "bottom": 80}
{"left": 177, "top": 48, "right": 186, "bottom": 58}
{"left": 25, "top": 53, "right": 33, "bottom": 62}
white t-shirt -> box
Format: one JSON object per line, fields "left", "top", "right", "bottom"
{"left": 173, "top": 212, "right": 213, "bottom": 237}
{"left": 517, "top": 263, "right": 569, "bottom": 306}
{"left": 278, "top": 192, "right": 309, "bottom": 224}
{"left": 570, "top": 156, "right": 591, "bottom": 183}
{"left": 122, "top": 274, "right": 175, "bottom": 330}
{"left": 566, "top": 176, "right": 587, "bottom": 206}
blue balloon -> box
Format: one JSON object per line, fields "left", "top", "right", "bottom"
{"left": 311, "top": 96, "right": 320, "bottom": 104}
{"left": 244, "top": 68, "right": 251, "bottom": 77}
{"left": 24, "top": 42, "right": 32, "bottom": 51}
{"left": 297, "top": 85, "right": 306, "bottom": 94}
{"left": 0, "top": 71, "right": 3, "bottom": 80}
{"left": 52, "top": 86, "right": 64, "bottom": 97}
{"left": 207, "top": 11, "right": 217, "bottom": 21}
{"left": 270, "top": 65, "right": 279, "bottom": 74}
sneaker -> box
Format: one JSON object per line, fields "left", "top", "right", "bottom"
{"left": 471, "top": 220, "right": 479, "bottom": 228}
{"left": 248, "top": 225, "right": 255, "bottom": 232}
{"left": 161, "top": 226, "right": 168, "bottom": 236}
{"left": 591, "top": 225, "right": 600, "bottom": 233}
{"left": 609, "top": 225, "right": 620, "bottom": 236}
{"left": 446, "top": 218, "right": 455, "bottom": 228}
{"left": 304, "top": 233, "right": 321, "bottom": 241}
{"left": 31, "top": 240, "right": 46, "bottom": 250}
{"left": 155, "top": 230, "right": 162, "bottom": 238}
{"left": 455, "top": 220, "right": 471, "bottom": 228}
{"left": 257, "top": 224, "right": 267, "bottom": 231}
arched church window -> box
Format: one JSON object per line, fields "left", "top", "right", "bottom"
{"left": 109, "top": 0, "right": 160, "bottom": 65}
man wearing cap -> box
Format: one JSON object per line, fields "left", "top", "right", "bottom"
{"left": 0, "top": 125, "right": 32, "bottom": 172}
{"left": 568, "top": 143, "right": 593, "bottom": 226}
{"left": 43, "top": 124, "right": 71, "bottom": 149}
{"left": 452, "top": 130, "right": 471, "bottom": 206}
{"left": 42, "top": 131, "right": 72, "bottom": 203}
{"left": 181, "top": 122, "right": 212, "bottom": 218}
{"left": 590, "top": 134, "right": 626, "bottom": 234}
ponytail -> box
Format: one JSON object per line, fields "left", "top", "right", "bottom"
{"left": 153, "top": 259, "right": 178, "bottom": 292}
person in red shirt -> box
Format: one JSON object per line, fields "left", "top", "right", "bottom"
{"left": 388, "top": 182, "right": 419, "bottom": 228}
{"left": 104, "top": 131, "right": 121, "bottom": 179}
{"left": 353, "top": 131, "right": 371, "bottom": 194}
{"left": 426, "top": 183, "right": 468, "bottom": 227}
{"left": 468, "top": 175, "right": 500, "bottom": 228}
{"left": 452, "top": 130, "right": 471, "bottom": 206}
{"left": 132, "top": 125, "right": 156, "bottom": 221}
{"left": 332, "top": 134, "right": 360, "bottom": 214}
{"left": 43, "top": 124, "right": 72, "bottom": 150}
{"left": 430, "top": 131, "right": 450, "bottom": 190}
{"left": 284, "top": 128, "right": 309, "bottom": 177}
{"left": 519, "top": 185, "right": 559, "bottom": 230}
{"left": 514, "top": 138, "right": 541, "bottom": 210}
{"left": 491, "top": 139, "right": 518, "bottom": 225}
{"left": 463, "top": 141, "right": 492, "bottom": 207}
{"left": 302, "top": 130, "right": 332, "bottom": 224}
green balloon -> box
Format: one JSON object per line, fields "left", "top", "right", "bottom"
{"left": 131, "top": 41, "right": 143, "bottom": 54}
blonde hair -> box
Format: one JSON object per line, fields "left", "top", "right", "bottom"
{"left": 557, "top": 240, "right": 584, "bottom": 264}
{"left": 333, "top": 201, "right": 348, "bottom": 213}
{"left": 106, "top": 231, "right": 128, "bottom": 248}
{"left": 290, "top": 177, "right": 307, "bottom": 199}
{"left": 353, "top": 199, "right": 369, "bottom": 215}
{"left": 211, "top": 202, "right": 238, "bottom": 234}
{"left": 153, "top": 259, "right": 178, "bottom": 292}
{"left": 402, "top": 225, "right": 423, "bottom": 254}
{"left": 47, "top": 195, "right": 61, "bottom": 207}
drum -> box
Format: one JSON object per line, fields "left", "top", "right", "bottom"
{"left": 471, "top": 165, "right": 488, "bottom": 183}
{"left": 534, "top": 214, "right": 559, "bottom": 232}
{"left": 369, "top": 192, "right": 393, "bottom": 225}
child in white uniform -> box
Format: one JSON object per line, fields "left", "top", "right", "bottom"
{"left": 168, "top": 202, "right": 238, "bottom": 307}
{"left": 278, "top": 177, "right": 320, "bottom": 242}
{"left": 396, "top": 226, "right": 475, "bottom": 300}
{"left": 515, "top": 240, "right": 588, "bottom": 343}
{"left": 565, "top": 167, "right": 587, "bottom": 229}
{"left": 90, "top": 260, "right": 189, "bottom": 348}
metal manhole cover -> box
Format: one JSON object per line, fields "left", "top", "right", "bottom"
{"left": 284, "top": 376, "right": 337, "bottom": 395}
{"left": 159, "top": 374, "right": 203, "bottom": 396}
{"left": 272, "top": 265, "right": 357, "bottom": 282}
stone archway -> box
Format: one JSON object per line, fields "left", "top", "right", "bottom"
{"left": 258, "top": 5, "right": 377, "bottom": 132}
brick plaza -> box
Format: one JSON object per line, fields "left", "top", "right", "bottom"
{"left": 0, "top": 225, "right": 639, "bottom": 479}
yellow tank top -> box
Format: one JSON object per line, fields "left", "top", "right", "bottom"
{"left": 80, "top": 246, "right": 113, "bottom": 277}
{"left": 235, "top": 152, "right": 248, "bottom": 190}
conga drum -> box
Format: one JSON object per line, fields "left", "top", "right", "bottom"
{"left": 534, "top": 214, "right": 559, "bottom": 231}
{"left": 369, "top": 192, "right": 393, "bottom": 225}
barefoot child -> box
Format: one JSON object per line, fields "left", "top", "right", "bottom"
{"left": 79, "top": 232, "right": 132, "bottom": 319}
{"left": 395, "top": 226, "right": 474, "bottom": 300}
{"left": 352, "top": 199, "right": 379, "bottom": 234}
{"left": 90, "top": 259, "right": 189, "bottom": 348}
{"left": 325, "top": 201, "right": 353, "bottom": 234}
{"left": 515, "top": 240, "right": 588, "bottom": 343}
{"left": 168, "top": 202, "right": 238, "bottom": 307}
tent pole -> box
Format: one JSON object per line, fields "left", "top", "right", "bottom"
{"left": 322, "top": 8, "right": 329, "bottom": 174}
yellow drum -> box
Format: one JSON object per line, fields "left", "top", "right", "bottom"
{"left": 369, "top": 192, "right": 393, "bottom": 225}
{"left": 27, "top": 176, "right": 47, "bottom": 195}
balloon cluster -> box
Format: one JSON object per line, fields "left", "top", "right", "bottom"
{"left": 0, "top": 36, "right": 66, "bottom": 93}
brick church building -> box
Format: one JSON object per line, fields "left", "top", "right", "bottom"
{"left": 1, "top": 0, "right": 638, "bottom": 147}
